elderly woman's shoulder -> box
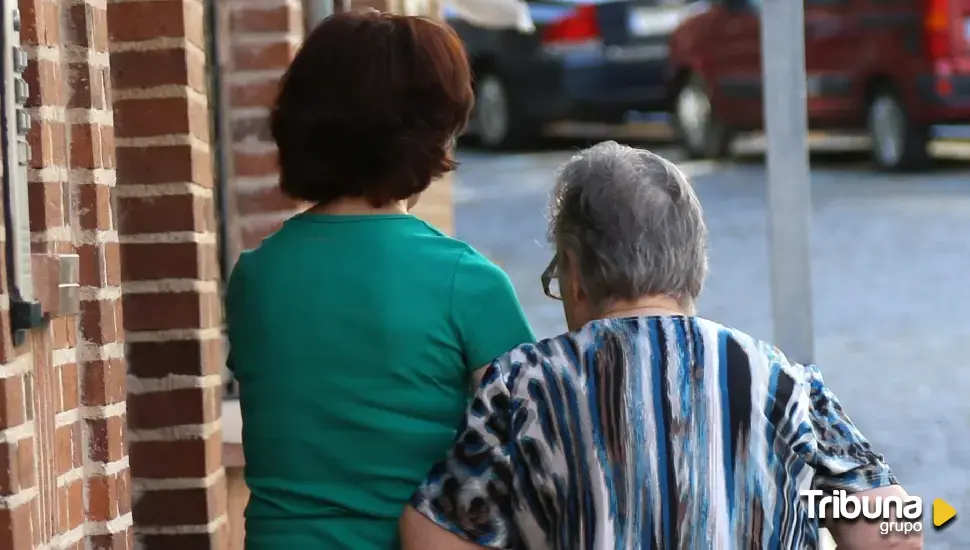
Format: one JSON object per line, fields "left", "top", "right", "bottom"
{"left": 700, "top": 319, "right": 816, "bottom": 383}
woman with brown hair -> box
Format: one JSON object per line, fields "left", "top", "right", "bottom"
{"left": 224, "top": 11, "right": 535, "bottom": 549}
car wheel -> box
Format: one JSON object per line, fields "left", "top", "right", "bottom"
{"left": 867, "top": 89, "right": 930, "bottom": 171}
{"left": 673, "top": 75, "right": 733, "bottom": 160}
{"left": 473, "top": 73, "right": 534, "bottom": 149}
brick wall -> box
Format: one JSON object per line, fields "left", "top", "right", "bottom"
{"left": 1, "top": 0, "right": 133, "bottom": 547}
{"left": 224, "top": 0, "right": 305, "bottom": 255}
{"left": 107, "top": 0, "right": 228, "bottom": 546}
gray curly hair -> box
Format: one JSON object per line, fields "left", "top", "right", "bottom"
{"left": 548, "top": 141, "right": 709, "bottom": 309}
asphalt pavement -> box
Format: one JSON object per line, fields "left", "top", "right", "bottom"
{"left": 453, "top": 140, "right": 970, "bottom": 548}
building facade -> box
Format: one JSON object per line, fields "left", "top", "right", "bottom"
{"left": 0, "top": 0, "right": 451, "bottom": 548}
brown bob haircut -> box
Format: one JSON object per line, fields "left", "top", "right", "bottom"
{"left": 270, "top": 11, "right": 474, "bottom": 207}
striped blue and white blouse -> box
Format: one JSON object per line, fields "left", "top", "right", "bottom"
{"left": 411, "top": 315, "right": 897, "bottom": 549}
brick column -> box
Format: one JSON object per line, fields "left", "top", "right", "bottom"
{"left": 3, "top": 0, "right": 72, "bottom": 546}
{"left": 2, "top": 0, "right": 131, "bottom": 547}
{"left": 107, "top": 0, "right": 227, "bottom": 546}
{"left": 225, "top": 0, "right": 304, "bottom": 254}
{"left": 65, "top": 1, "right": 134, "bottom": 547}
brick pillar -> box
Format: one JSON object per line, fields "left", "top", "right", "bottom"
{"left": 1, "top": 0, "right": 131, "bottom": 547}
{"left": 3, "top": 0, "right": 70, "bottom": 546}
{"left": 107, "top": 0, "right": 227, "bottom": 546}
{"left": 65, "top": 1, "right": 135, "bottom": 547}
{"left": 225, "top": 0, "right": 304, "bottom": 254}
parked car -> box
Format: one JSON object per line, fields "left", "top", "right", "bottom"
{"left": 668, "top": 0, "right": 970, "bottom": 170}
{"left": 447, "top": 0, "right": 697, "bottom": 149}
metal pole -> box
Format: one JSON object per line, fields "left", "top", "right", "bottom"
{"left": 759, "top": 0, "right": 815, "bottom": 364}
{"left": 307, "top": 0, "right": 335, "bottom": 25}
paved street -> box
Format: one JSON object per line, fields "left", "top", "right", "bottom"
{"left": 454, "top": 142, "right": 970, "bottom": 548}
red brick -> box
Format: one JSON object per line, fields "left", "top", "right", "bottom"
{"left": 0, "top": 312, "right": 15, "bottom": 364}
{"left": 232, "top": 150, "right": 277, "bottom": 177}
{"left": 77, "top": 243, "right": 122, "bottom": 287}
{"left": 70, "top": 123, "right": 111, "bottom": 170}
{"left": 79, "top": 299, "right": 123, "bottom": 345}
{"left": 122, "top": 290, "right": 220, "bottom": 332}
{"left": 66, "top": 63, "right": 109, "bottom": 110}
{"left": 100, "top": 124, "right": 117, "bottom": 170}
{"left": 54, "top": 423, "right": 82, "bottom": 475}
{"left": 29, "top": 499, "right": 41, "bottom": 547}
{"left": 0, "top": 503, "right": 32, "bottom": 550}
{"left": 232, "top": 6, "right": 292, "bottom": 33}
{"left": 77, "top": 186, "right": 114, "bottom": 231}
{"left": 107, "top": 1, "right": 186, "bottom": 43}
{"left": 59, "top": 363, "right": 79, "bottom": 412}
{"left": 128, "top": 387, "right": 220, "bottom": 430}
{"left": 115, "top": 144, "right": 212, "bottom": 187}
{"left": 57, "top": 478, "right": 84, "bottom": 532}
{"left": 0, "top": 442, "right": 17, "bottom": 495}
{"left": 27, "top": 119, "right": 68, "bottom": 170}
{"left": 129, "top": 435, "right": 221, "bottom": 479}
{"left": 28, "top": 181, "right": 65, "bottom": 233}
{"left": 51, "top": 318, "right": 78, "bottom": 350}
{"left": 127, "top": 338, "right": 224, "bottom": 379}
{"left": 16, "top": 438, "right": 34, "bottom": 492}
{"left": 120, "top": 242, "right": 219, "bottom": 282}
{"left": 0, "top": 375, "right": 26, "bottom": 429}
{"left": 86, "top": 416, "right": 126, "bottom": 464}
{"left": 87, "top": 470, "right": 129, "bottom": 522}
{"left": 66, "top": 3, "right": 108, "bottom": 52}
{"left": 81, "top": 359, "right": 127, "bottom": 407}
{"left": 229, "top": 79, "right": 280, "bottom": 110}
{"left": 113, "top": 97, "right": 191, "bottom": 139}
{"left": 131, "top": 476, "right": 226, "bottom": 526}
{"left": 110, "top": 48, "right": 206, "bottom": 93}
{"left": 20, "top": 0, "right": 61, "bottom": 48}
{"left": 21, "top": 58, "right": 61, "bottom": 110}
{"left": 117, "top": 194, "right": 214, "bottom": 235}
{"left": 232, "top": 41, "right": 297, "bottom": 71}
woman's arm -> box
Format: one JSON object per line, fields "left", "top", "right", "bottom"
{"left": 783, "top": 359, "right": 921, "bottom": 549}
{"left": 403, "top": 363, "right": 520, "bottom": 549}
{"left": 451, "top": 248, "right": 536, "bottom": 385}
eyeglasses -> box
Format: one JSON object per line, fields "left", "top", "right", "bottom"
{"left": 540, "top": 255, "right": 561, "bottom": 301}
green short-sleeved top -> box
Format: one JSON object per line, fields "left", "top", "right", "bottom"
{"left": 224, "top": 212, "right": 536, "bottom": 549}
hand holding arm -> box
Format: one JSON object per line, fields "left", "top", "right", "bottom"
{"left": 401, "top": 362, "right": 520, "bottom": 550}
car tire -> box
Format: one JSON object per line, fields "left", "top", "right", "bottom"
{"left": 673, "top": 74, "right": 734, "bottom": 160}
{"left": 472, "top": 72, "right": 535, "bottom": 150}
{"left": 867, "top": 88, "right": 930, "bottom": 172}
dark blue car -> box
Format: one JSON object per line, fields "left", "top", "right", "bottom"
{"left": 447, "top": 0, "right": 695, "bottom": 148}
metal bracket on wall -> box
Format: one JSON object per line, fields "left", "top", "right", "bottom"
{"left": 2, "top": 5, "right": 43, "bottom": 345}
{"left": 57, "top": 254, "right": 80, "bottom": 317}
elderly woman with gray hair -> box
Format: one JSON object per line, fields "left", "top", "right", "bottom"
{"left": 400, "top": 141, "right": 919, "bottom": 550}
